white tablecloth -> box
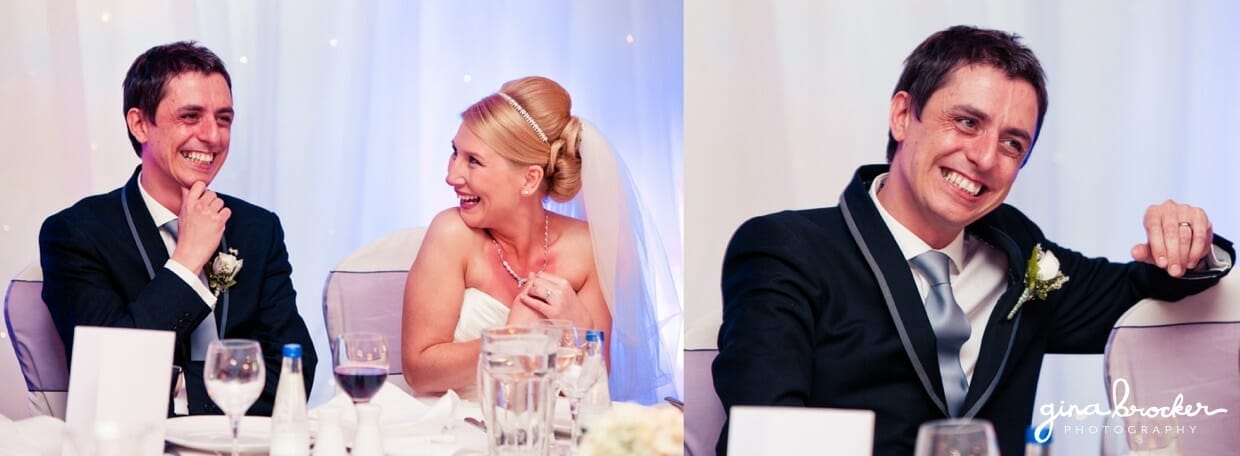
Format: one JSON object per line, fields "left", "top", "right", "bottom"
{"left": 0, "top": 384, "right": 489, "bottom": 456}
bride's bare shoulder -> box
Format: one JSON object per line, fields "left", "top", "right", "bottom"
{"left": 425, "top": 208, "right": 485, "bottom": 247}
{"left": 553, "top": 214, "right": 595, "bottom": 257}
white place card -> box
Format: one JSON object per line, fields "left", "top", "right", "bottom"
{"left": 63, "top": 326, "right": 175, "bottom": 456}
{"left": 728, "top": 405, "right": 875, "bottom": 455}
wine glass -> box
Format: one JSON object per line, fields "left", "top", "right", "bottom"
{"left": 534, "top": 319, "right": 573, "bottom": 392}
{"left": 204, "top": 339, "right": 266, "bottom": 456}
{"left": 538, "top": 320, "right": 603, "bottom": 452}
{"left": 333, "top": 332, "right": 389, "bottom": 404}
{"left": 914, "top": 418, "right": 1000, "bottom": 456}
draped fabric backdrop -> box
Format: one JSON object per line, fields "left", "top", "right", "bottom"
{"left": 686, "top": 1, "right": 1238, "bottom": 453}
{"left": 0, "top": 0, "right": 683, "bottom": 413}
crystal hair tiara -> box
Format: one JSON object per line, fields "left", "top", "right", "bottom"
{"left": 497, "top": 92, "right": 549, "bottom": 144}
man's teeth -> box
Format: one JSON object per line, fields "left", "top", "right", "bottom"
{"left": 181, "top": 151, "right": 214, "bottom": 165}
{"left": 942, "top": 170, "right": 982, "bottom": 196}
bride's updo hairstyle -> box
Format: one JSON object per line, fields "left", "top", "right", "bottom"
{"left": 462, "top": 76, "right": 583, "bottom": 202}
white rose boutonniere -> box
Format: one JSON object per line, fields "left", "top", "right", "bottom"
{"left": 1007, "top": 243, "right": 1069, "bottom": 320}
{"left": 205, "top": 248, "right": 243, "bottom": 297}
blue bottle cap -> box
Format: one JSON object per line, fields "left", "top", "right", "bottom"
{"left": 282, "top": 343, "right": 302, "bottom": 358}
{"left": 1026, "top": 426, "right": 1052, "bottom": 445}
{"left": 585, "top": 330, "right": 604, "bottom": 342}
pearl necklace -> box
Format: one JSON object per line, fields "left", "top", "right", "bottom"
{"left": 490, "top": 212, "right": 549, "bottom": 288}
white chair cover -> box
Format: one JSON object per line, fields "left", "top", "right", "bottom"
{"left": 3, "top": 263, "right": 68, "bottom": 418}
{"left": 684, "top": 348, "right": 724, "bottom": 456}
{"left": 1104, "top": 272, "right": 1240, "bottom": 454}
{"left": 322, "top": 227, "right": 427, "bottom": 394}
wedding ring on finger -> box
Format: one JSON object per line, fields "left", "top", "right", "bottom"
{"left": 1178, "top": 221, "right": 1192, "bottom": 229}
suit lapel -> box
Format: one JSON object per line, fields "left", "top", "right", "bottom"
{"left": 122, "top": 168, "right": 171, "bottom": 276}
{"left": 215, "top": 234, "right": 230, "bottom": 337}
{"left": 840, "top": 165, "right": 953, "bottom": 417}
{"left": 959, "top": 219, "right": 1030, "bottom": 416}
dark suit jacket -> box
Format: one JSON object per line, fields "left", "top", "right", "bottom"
{"left": 39, "top": 166, "right": 317, "bottom": 416}
{"left": 713, "top": 164, "right": 1232, "bottom": 455}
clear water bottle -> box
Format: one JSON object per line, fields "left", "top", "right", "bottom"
{"left": 270, "top": 344, "right": 310, "bottom": 456}
{"left": 580, "top": 330, "right": 611, "bottom": 430}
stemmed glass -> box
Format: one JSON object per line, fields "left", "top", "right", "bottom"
{"left": 333, "top": 332, "right": 390, "bottom": 404}
{"left": 204, "top": 339, "right": 266, "bottom": 456}
{"left": 914, "top": 418, "right": 1000, "bottom": 456}
{"left": 538, "top": 320, "right": 603, "bottom": 453}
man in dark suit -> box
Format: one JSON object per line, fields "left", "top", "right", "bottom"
{"left": 39, "top": 41, "right": 316, "bottom": 416}
{"left": 713, "top": 26, "right": 1233, "bottom": 455}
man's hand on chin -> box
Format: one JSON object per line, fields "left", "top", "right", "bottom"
{"left": 171, "top": 181, "right": 231, "bottom": 274}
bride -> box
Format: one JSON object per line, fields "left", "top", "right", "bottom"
{"left": 400, "top": 76, "right": 673, "bottom": 402}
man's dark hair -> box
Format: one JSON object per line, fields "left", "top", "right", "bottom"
{"left": 886, "top": 25, "right": 1048, "bottom": 163}
{"left": 122, "top": 41, "right": 231, "bottom": 157}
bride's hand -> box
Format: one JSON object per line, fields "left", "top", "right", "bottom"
{"left": 519, "top": 272, "right": 592, "bottom": 328}
{"left": 505, "top": 284, "right": 544, "bottom": 326}
{"left": 504, "top": 299, "right": 543, "bottom": 326}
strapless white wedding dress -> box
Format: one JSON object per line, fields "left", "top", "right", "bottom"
{"left": 450, "top": 288, "right": 508, "bottom": 400}
{"left": 452, "top": 288, "right": 509, "bottom": 342}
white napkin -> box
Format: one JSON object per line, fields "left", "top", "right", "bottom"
{"left": 309, "top": 384, "right": 460, "bottom": 444}
{"left": 0, "top": 415, "right": 65, "bottom": 456}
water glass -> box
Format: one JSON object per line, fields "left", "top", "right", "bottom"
{"left": 914, "top": 418, "right": 1000, "bottom": 456}
{"left": 479, "top": 326, "right": 558, "bottom": 455}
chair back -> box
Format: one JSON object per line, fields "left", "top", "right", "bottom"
{"left": 3, "top": 263, "right": 68, "bottom": 418}
{"left": 323, "top": 227, "right": 427, "bottom": 392}
{"left": 1105, "top": 272, "right": 1240, "bottom": 454}
{"left": 684, "top": 348, "right": 724, "bottom": 456}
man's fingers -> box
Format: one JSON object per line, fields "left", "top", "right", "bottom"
{"left": 1186, "top": 207, "right": 1213, "bottom": 269}
{"left": 1161, "top": 209, "right": 1184, "bottom": 276}
{"left": 1142, "top": 200, "right": 1217, "bottom": 277}
{"left": 186, "top": 181, "right": 207, "bottom": 200}
{"left": 1145, "top": 210, "right": 1168, "bottom": 269}
{"left": 1174, "top": 204, "right": 1193, "bottom": 271}
{"left": 1131, "top": 243, "right": 1153, "bottom": 264}
{"left": 207, "top": 195, "right": 226, "bottom": 213}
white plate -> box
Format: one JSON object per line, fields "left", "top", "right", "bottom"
{"left": 165, "top": 415, "right": 271, "bottom": 454}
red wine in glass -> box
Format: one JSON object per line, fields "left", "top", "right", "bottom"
{"left": 334, "top": 365, "right": 387, "bottom": 403}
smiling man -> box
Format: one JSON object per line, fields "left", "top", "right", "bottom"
{"left": 712, "top": 26, "right": 1233, "bottom": 455}
{"left": 39, "top": 41, "right": 316, "bottom": 416}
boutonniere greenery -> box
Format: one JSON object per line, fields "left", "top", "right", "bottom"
{"left": 1007, "top": 243, "right": 1069, "bottom": 320}
{"left": 205, "top": 248, "right": 243, "bottom": 297}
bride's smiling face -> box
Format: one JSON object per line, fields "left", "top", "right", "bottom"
{"left": 446, "top": 124, "right": 526, "bottom": 228}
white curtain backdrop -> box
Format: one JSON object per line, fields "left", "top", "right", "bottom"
{"left": 0, "top": 0, "right": 683, "bottom": 412}
{"left": 686, "top": 1, "right": 1238, "bottom": 453}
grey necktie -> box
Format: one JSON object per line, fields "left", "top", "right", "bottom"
{"left": 911, "top": 251, "right": 971, "bottom": 417}
{"left": 163, "top": 219, "right": 219, "bottom": 361}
